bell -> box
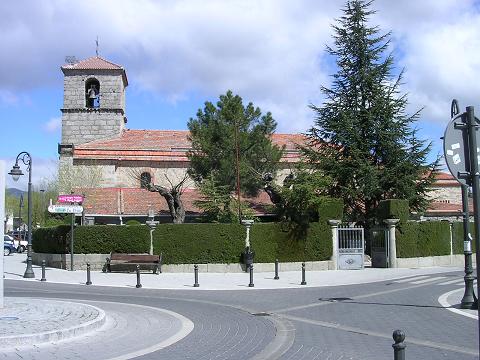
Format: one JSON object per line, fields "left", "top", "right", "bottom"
{"left": 88, "top": 89, "right": 97, "bottom": 99}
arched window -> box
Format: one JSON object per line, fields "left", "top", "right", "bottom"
{"left": 140, "top": 172, "right": 151, "bottom": 189}
{"left": 85, "top": 78, "right": 100, "bottom": 108}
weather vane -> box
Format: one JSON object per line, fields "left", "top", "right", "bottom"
{"left": 95, "top": 36, "right": 99, "bottom": 57}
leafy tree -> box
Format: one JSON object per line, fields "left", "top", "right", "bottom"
{"left": 194, "top": 173, "right": 257, "bottom": 223}
{"left": 187, "top": 90, "right": 284, "bottom": 200}
{"left": 304, "top": 0, "right": 439, "bottom": 226}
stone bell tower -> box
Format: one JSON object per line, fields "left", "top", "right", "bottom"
{"left": 58, "top": 56, "right": 128, "bottom": 155}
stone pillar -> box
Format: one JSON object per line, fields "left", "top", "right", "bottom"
{"left": 448, "top": 221, "right": 454, "bottom": 265}
{"left": 328, "top": 220, "right": 341, "bottom": 270}
{"left": 384, "top": 219, "right": 400, "bottom": 268}
{"left": 146, "top": 211, "right": 159, "bottom": 256}
{"left": 241, "top": 220, "right": 254, "bottom": 248}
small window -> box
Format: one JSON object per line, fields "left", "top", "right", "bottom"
{"left": 85, "top": 78, "right": 100, "bottom": 108}
{"left": 140, "top": 172, "right": 151, "bottom": 189}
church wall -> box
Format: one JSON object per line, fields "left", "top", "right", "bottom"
{"left": 428, "top": 186, "right": 462, "bottom": 204}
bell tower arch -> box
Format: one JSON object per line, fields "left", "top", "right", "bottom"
{"left": 59, "top": 56, "right": 128, "bottom": 152}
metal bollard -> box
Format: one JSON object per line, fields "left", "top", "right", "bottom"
{"left": 249, "top": 264, "right": 254, "bottom": 287}
{"left": 41, "top": 260, "right": 46, "bottom": 282}
{"left": 86, "top": 262, "right": 92, "bottom": 285}
{"left": 301, "top": 262, "right": 306, "bottom": 285}
{"left": 392, "top": 330, "right": 406, "bottom": 360}
{"left": 136, "top": 265, "right": 142, "bottom": 288}
{"left": 274, "top": 259, "right": 279, "bottom": 280}
{"left": 194, "top": 265, "right": 199, "bottom": 287}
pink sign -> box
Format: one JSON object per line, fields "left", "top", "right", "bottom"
{"left": 58, "top": 194, "right": 84, "bottom": 203}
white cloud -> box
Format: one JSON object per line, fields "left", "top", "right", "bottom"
{"left": 0, "top": 0, "right": 479, "bottom": 135}
{"left": 43, "top": 117, "right": 61, "bottom": 133}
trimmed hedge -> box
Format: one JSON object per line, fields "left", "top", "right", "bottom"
{"left": 152, "top": 223, "right": 332, "bottom": 264}
{"left": 318, "top": 198, "right": 343, "bottom": 224}
{"left": 396, "top": 221, "right": 451, "bottom": 258}
{"left": 452, "top": 222, "right": 476, "bottom": 254}
{"left": 33, "top": 225, "right": 71, "bottom": 254}
{"left": 33, "top": 225, "right": 150, "bottom": 254}
{"left": 73, "top": 225, "right": 150, "bottom": 253}
{"left": 377, "top": 199, "right": 409, "bottom": 224}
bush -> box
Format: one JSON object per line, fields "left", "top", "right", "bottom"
{"left": 125, "top": 220, "right": 141, "bottom": 226}
{"left": 73, "top": 225, "right": 150, "bottom": 253}
{"left": 452, "top": 222, "right": 476, "bottom": 254}
{"left": 377, "top": 199, "right": 409, "bottom": 225}
{"left": 396, "top": 221, "right": 451, "bottom": 258}
{"left": 153, "top": 222, "right": 332, "bottom": 264}
{"left": 33, "top": 225, "right": 71, "bottom": 254}
{"left": 318, "top": 198, "right": 343, "bottom": 224}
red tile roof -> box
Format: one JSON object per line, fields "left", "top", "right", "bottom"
{"left": 76, "top": 187, "right": 274, "bottom": 217}
{"left": 62, "top": 56, "right": 124, "bottom": 70}
{"left": 61, "top": 56, "right": 128, "bottom": 85}
{"left": 74, "top": 130, "right": 304, "bottom": 163}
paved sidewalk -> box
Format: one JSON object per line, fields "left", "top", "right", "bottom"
{"left": 3, "top": 253, "right": 466, "bottom": 290}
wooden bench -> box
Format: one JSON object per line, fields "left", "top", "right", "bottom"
{"left": 104, "top": 253, "right": 162, "bottom": 274}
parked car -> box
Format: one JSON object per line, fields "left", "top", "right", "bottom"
{"left": 6, "top": 233, "right": 27, "bottom": 253}
{"left": 4, "top": 241, "right": 16, "bottom": 256}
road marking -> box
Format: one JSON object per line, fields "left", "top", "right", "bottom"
{"left": 282, "top": 314, "right": 478, "bottom": 356}
{"left": 438, "top": 289, "right": 478, "bottom": 320}
{"left": 437, "top": 279, "right": 464, "bottom": 286}
{"left": 410, "top": 276, "right": 447, "bottom": 284}
{"left": 393, "top": 275, "right": 429, "bottom": 283}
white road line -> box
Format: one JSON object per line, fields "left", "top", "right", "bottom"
{"left": 437, "top": 279, "right": 464, "bottom": 286}
{"left": 438, "top": 289, "right": 478, "bottom": 320}
{"left": 410, "top": 276, "right": 447, "bottom": 284}
{"left": 393, "top": 275, "right": 429, "bottom": 283}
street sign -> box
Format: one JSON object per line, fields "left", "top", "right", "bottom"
{"left": 443, "top": 113, "right": 480, "bottom": 186}
{"left": 58, "top": 194, "right": 84, "bottom": 203}
{"left": 48, "top": 204, "right": 84, "bottom": 214}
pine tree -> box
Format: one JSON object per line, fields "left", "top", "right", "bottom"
{"left": 188, "top": 90, "right": 284, "bottom": 197}
{"left": 304, "top": 0, "right": 439, "bottom": 225}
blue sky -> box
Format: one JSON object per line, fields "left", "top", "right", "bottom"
{"left": 1, "top": 0, "right": 480, "bottom": 190}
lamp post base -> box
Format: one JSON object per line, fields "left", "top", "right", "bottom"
{"left": 23, "top": 256, "right": 35, "bottom": 278}
{"left": 461, "top": 274, "right": 476, "bottom": 309}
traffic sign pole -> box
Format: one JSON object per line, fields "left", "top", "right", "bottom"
{"left": 465, "top": 107, "right": 480, "bottom": 348}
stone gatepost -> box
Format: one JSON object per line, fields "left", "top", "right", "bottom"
{"left": 384, "top": 219, "right": 400, "bottom": 268}
{"left": 328, "top": 220, "right": 341, "bottom": 270}
{"left": 146, "top": 210, "right": 159, "bottom": 255}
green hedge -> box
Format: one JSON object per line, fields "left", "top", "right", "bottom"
{"left": 377, "top": 199, "right": 409, "bottom": 224}
{"left": 452, "top": 222, "right": 476, "bottom": 254}
{"left": 73, "top": 225, "right": 150, "bottom": 253}
{"left": 152, "top": 223, "right": 332, "bottom": 264}
{"left": 34, "top": 222, "right": 333, "bottom": 264}
{"left": 33, "top": 225, "right": 71, "bottom": 254}
{"left": 318, "top": 198, "right": 343, "bottom": 224}
{"left": 33, "top": 225, "right": 150, "bottom": 254}
{"left": 396, "top": 221, "right": 451, "bottom": 258}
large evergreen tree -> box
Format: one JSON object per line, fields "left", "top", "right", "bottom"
{"left": 188, "top": 91, "right": 284, "bottom": 198}
{"left": 304, "top": 0, "right": 439, "bottom": 225}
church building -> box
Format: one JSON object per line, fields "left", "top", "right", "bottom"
{"left": 58, "top": 56, "right": 464, "bottom": 224}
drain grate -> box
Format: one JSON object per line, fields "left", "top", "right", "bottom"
{"left": 318, "top": 297, "right": 352, "bottom": 302}
{"left": 252, "top": 312, "right": 271, "bottom": 316}
{"left": 0, "top": 316, "right": 19, "bottom": 321}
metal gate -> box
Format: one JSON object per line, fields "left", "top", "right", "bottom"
{"left": 370, "top": 227, "right": 389, "bottom": 268}
{"left": 338, "top": 225, "right": 364, "bottom": 270}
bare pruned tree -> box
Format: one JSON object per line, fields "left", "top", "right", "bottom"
{"left": 129, "top": 168, "right": 191, "bottom": 224}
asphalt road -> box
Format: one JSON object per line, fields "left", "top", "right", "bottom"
{"left": 4, "top": 270, "right": 479, "bottom": 359}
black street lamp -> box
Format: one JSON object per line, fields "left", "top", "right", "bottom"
{"left": 9, "top": 152, "right": 35, "bottom": 278}
{"left": 18, "top": 194, "right": 24, "bottom": 236}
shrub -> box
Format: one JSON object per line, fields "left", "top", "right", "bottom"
{"left": 452, "top": 222, "right": 476, "bottom": 254}
{"left": 125, "top": 220, "right": 141, "bottom": 226}
{"left": 33, "top": 225, "right": 70, "bottom": 254}
{"left": 377, "top": 199, "right": 409, "bottom": 225}
{"left": 396, "top": 221, "right": 451, "bottom": 258}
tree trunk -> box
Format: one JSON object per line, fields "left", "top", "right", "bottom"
{"left": 147, "top": 184, "right": 186, "bottom": 224}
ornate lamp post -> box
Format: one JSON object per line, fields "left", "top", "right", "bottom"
{"left": 9, "top": 152, "right": 35, "bottom": 278}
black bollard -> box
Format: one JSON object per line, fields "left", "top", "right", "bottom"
{"left": 136, "top": 265, "right": 142, "bottom": 288}
{"left": 194, "top": 264, "right": 199, "bottom": 287}
{"left": 392, "top": 330, "right": 406, "bottom": 360}
{"left": 41, "top": 260, "right": 46, "bottom": 282}
{"left": 274, "top": 259, "right": 279, "bottom": 280}
{"left": 86, "top": 262, "right": 92, "bottom": 285}
{"left": 301, "top": 262, "right": 306, "bottom": 285}
{"left": 249, "top": 264, "right": 254, "bottom": 287}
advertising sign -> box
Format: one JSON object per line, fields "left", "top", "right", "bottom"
{"left": 58, "top": 194, "right": 84, "bottom": 203}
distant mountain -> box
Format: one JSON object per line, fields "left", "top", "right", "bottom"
{"left": 6, "top": 188, "right": 26, "bottom": 198}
